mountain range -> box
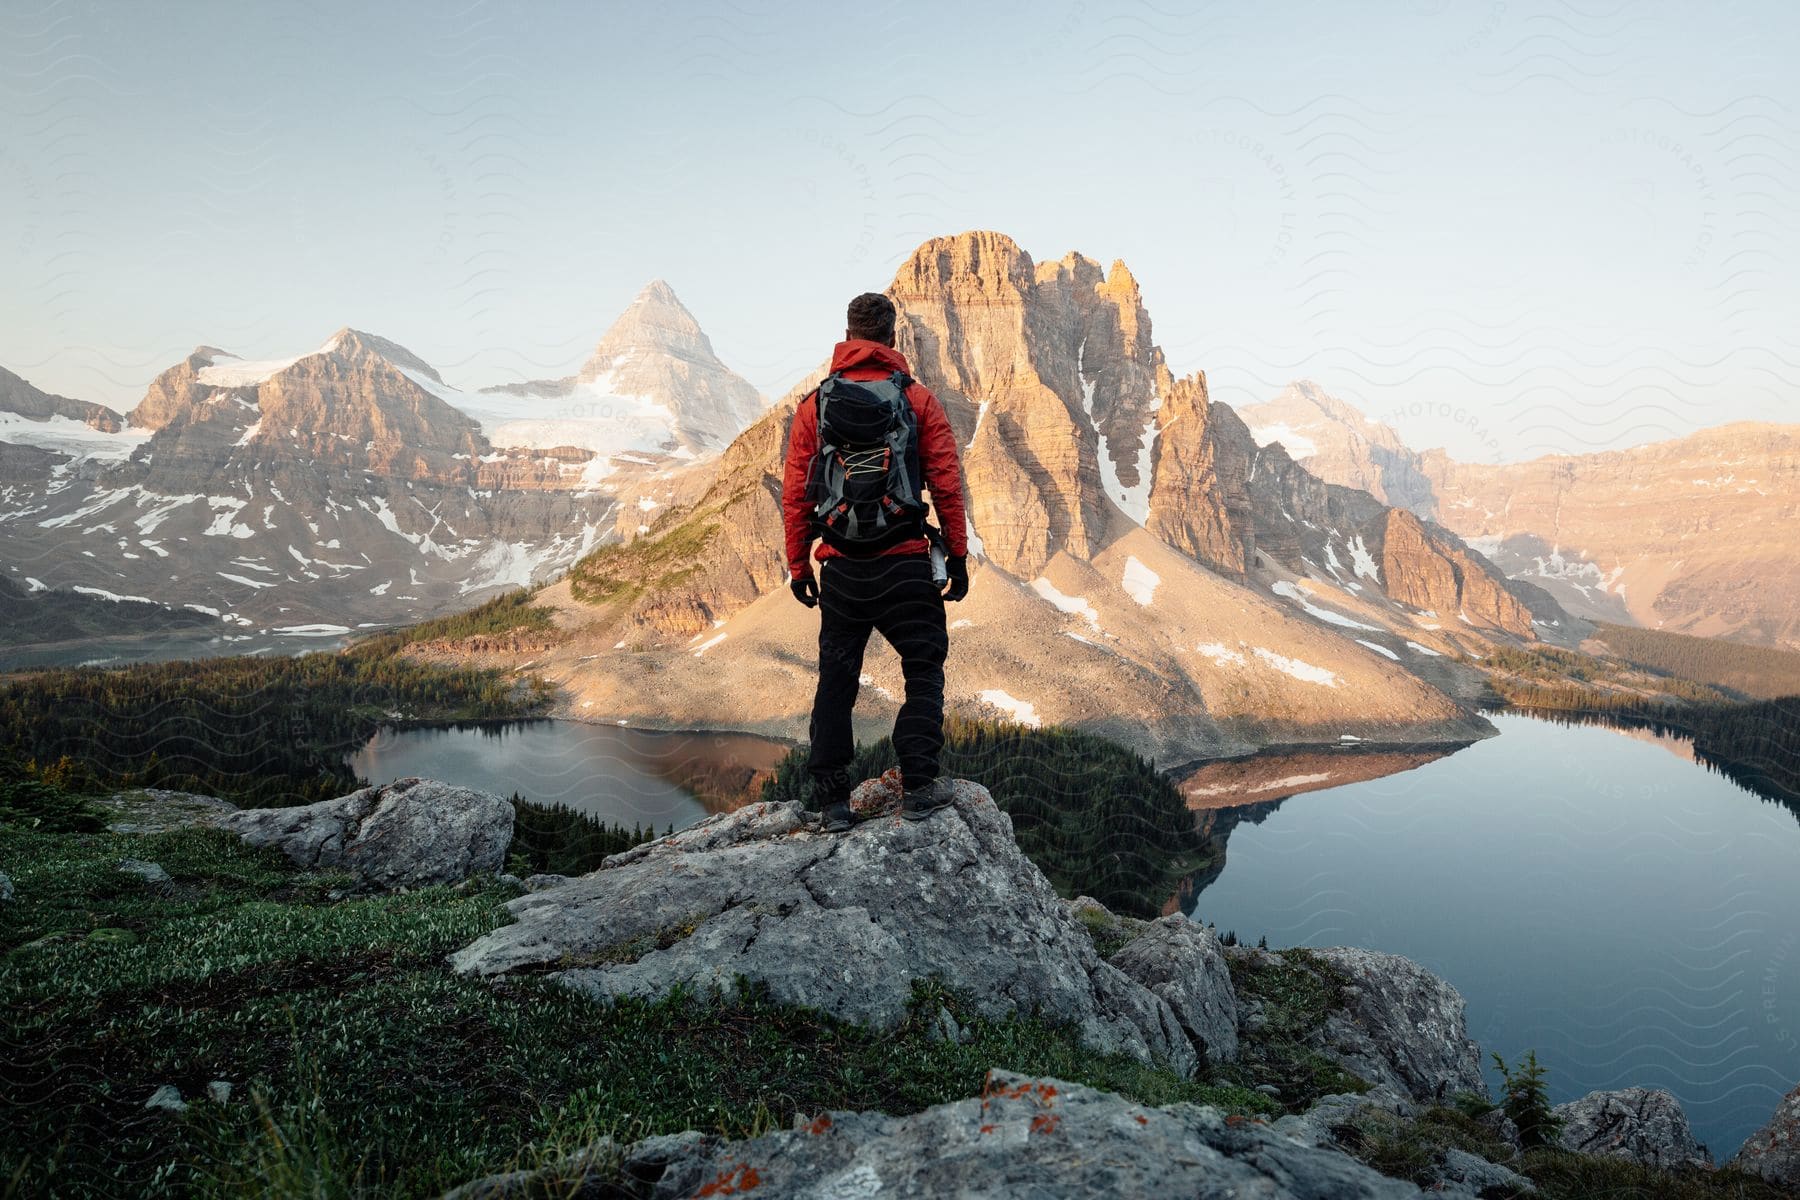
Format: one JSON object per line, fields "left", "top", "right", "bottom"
{"left": 408, "top": 232, "right": 1589, "bottom": 761}
{"left": 4, "top": 230, "right": 1790, "bottom": 758}
{"left": 0, "top": 284, "right": 757, "bottom": 643}
{"left": 1238, "top": 384, "right": 1800, "bottom": 650}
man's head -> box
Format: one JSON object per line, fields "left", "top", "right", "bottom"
{"left": 846, "top": 292, "right": 897, "bottom": 346}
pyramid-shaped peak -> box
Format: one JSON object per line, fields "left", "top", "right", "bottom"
{"left": 633, "top": 279, "right": 687, "bottom": 308}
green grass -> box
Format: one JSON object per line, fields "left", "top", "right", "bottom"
{"left": 1333, "top": 1102, "right": 1519, "bottom": 1190}
{"left": 1516, "top": 1149, "right": 1791, "bottom": 1200}
{"left": 355, "top": 589, "right": 559, "bottom": 655}
{"left": 1337, "top": 1103, "right": 1794, "bottom": 1200}
{"left": 1214, "top": 948, "right": 1374, "bottom": 1110}
{"left": 567, "top": 506, "right": 721, "bottom": 605}
{"left": 1, "top": 802, "right": 1267, "bottom": 1199}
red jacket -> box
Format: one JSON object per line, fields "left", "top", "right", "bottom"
{"left": 782, "top": 339, "right": 969, "bottom": 580}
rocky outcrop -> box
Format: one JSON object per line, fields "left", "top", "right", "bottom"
{"left": 892, "top": 231, "right": 1172, "bottom": 575}
{"left": 1143, "top": 379, "right": 1537, "bottom": 636}
{"left": 443, "top": 1070, "right": 1423, "bottom": 1200}
{"left": 0, "top": 870, "right": 12, "bottom": 903}
{"left": 1552, "top": 1087, "right": 1712, "bottom": 1171}
{"left": 450, "top": 782, "right": 1199, "bottom": 1077}
{"left": 1730, "top": 1082, "right": 1800, "bottom": 1186}
{"left": 0, "top": 365, "right": 125, "bottom": 431}
{"left": 1107, "top": 913, "right": 1240, "bottom": 1067}
{"left": 1366, "top": 507, "right": 1534, "bottom": 634}
{"left": 1145, "top": 372, "right": 1251, "bottom": 573}
{"left": 219, "top": 777, "right": 513, "bottom": 891}
{"left": 1237, "top": 946, "right": 1488, "bottom": 1108}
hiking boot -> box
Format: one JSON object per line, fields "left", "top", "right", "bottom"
{"left": 900, "top": 778, "right": 955, "bottom": 822}
{"left": 820, "top": 800, "right": 855, "bottom": 833}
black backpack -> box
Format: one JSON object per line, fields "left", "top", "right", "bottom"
{"left": 807, "top": 370, "right": 926, "bottom": 551}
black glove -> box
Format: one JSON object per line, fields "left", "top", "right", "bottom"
{"left": 790, "top": 575, "right": 819, "bottom": 608}
{"left": 943, "top": 555, "right": 969, "bottom": 603}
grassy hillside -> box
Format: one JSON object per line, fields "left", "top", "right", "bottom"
{"left": 0, "top": 779, "right": 1260, "bottom": 1199}
{"left": 3, "top": 778, "right": 1783, "bottom": 1199}
{"left": 1592, "top": 622, "right": 1800, "bottom": 700}
{"left": 0, "top": 575, "right": 216, "bottom": 650}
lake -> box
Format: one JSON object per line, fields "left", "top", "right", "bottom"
{"left": 348, "top": 721, "right": 794, "bottom": 831}
{"left": 348, "top": 712, "right": 1798, "bottom": 1159}
{"left": 1186, "top": 712, "right": 1800, "bottom": 1161}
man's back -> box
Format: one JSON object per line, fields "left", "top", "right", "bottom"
{"left": 780, "top": 292, "right": 972, "bottom": 831}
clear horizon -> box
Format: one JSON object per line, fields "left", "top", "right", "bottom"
{"left": 4, "top": 1, "right": 1797, "bottom": 463}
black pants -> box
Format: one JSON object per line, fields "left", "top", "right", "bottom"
{"left": 807, "top": 553, "right": 948, "bottom": 800}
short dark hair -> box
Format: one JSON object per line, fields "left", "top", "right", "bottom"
{"left": 846, "top": 292, "right": 897, "bottom": 344}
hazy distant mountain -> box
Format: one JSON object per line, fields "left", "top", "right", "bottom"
{"left": 436, "top": 231, "right": 1570, "bottom": 761}
{"left": 1236, "top": 381, "right": 1436, "bottom": 514}
{"left": 0, "top": 366, "right": 126, "bottom": 434}
{"left": 471, "top": 280, "right": 766, "bottom": 458}
{"left": 1239, "top": 385, "right": 1800, "bottom": 649}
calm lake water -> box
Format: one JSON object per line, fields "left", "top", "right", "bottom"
{"left": 1189, "top": 712, "right": 1800, "bottom": 1160}
{"left": 348, "top": 713, "right": 1797, "bottom": 1158}
{"left": 348, "top": 721, "right": 793, "bottom": 830}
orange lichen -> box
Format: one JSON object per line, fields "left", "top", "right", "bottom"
{"left": 1134, "top": 1114, "right": 1148, "bottom": 1126}
{"left": 695, "top": 1161, "right": 762, "bottom": 1195}
{"left": 807, "top": 1114, "right": 833, "bottom": 1136}
{"left": 979, "top": 1123, "right": 997, "bottom": 1134}
{"left": 1029, "top": 1113, "right": 1062, "bottom": 1135}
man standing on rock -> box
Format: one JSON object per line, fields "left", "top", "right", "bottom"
{"left": 782, "top": 292, "right": 970, "bottom": 832}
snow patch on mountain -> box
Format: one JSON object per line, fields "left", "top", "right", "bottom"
{"left": 1251, "top": 646, "right": 1339, "bottom": 687}
{"left": 1031, "top": 577, "right": 1101, "bottom": 631}
{"left": 1247, "top": 422, "right": 1318, "bottom": 460}
{"left": 1270, "top": 580, "right": 1380, "bottom": 631}
{"left": 196, "top": 354, "right": 301, "bottom": 387}
{"left": 978, "top": 688, "right": 1041, "bottom": 727}
{"left": 1121, "top": 556, "right": 1160, "bottom": 605}
{"left": 0, "top": 412, "right": 149, "bottom": 462}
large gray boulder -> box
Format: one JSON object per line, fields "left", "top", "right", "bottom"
{"left": 219, "top": 777, "right": 513, "bottom": 891}
{"left": 1553, "top": 1086, "right": 1711, "bottom": 1170}
{"left": 1305, "top": 946, "right": 1489, "bottom": 1106}
{"left": 450, "top": 783, "right": 1198, "bottom": 1076}
{"left": 1730, "top": 1082, "right": 1800, "bottom": 1186}
{"left": 442, "top": 1070, "right": 1423, "bottom": 1199}
{"left": 1107, "top": 912, "right": 1240, "bottom": 1066}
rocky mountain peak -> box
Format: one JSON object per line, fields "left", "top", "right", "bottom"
{"left": 1238, "top": 381, "right": 1437, "bottom": 515}
{"left": 894, "top": 230, "right": 1040, "bottom": 301}
{"left": 577, "top": 280, "right": 714, "bottom": 382}
{"left": 320, "top": 327, "right": 444, "bottom": 383}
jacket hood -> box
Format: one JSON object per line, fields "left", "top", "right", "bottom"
{"left": 829, "top": 338, "right": 911, "bottom": 375}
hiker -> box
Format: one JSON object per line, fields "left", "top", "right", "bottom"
{"left": 781, "top": 292, "right": 970, "bottom": 832}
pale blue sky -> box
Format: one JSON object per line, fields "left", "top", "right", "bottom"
{"left": 4, "top": 0, "right": 1796, "bottom": 461}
